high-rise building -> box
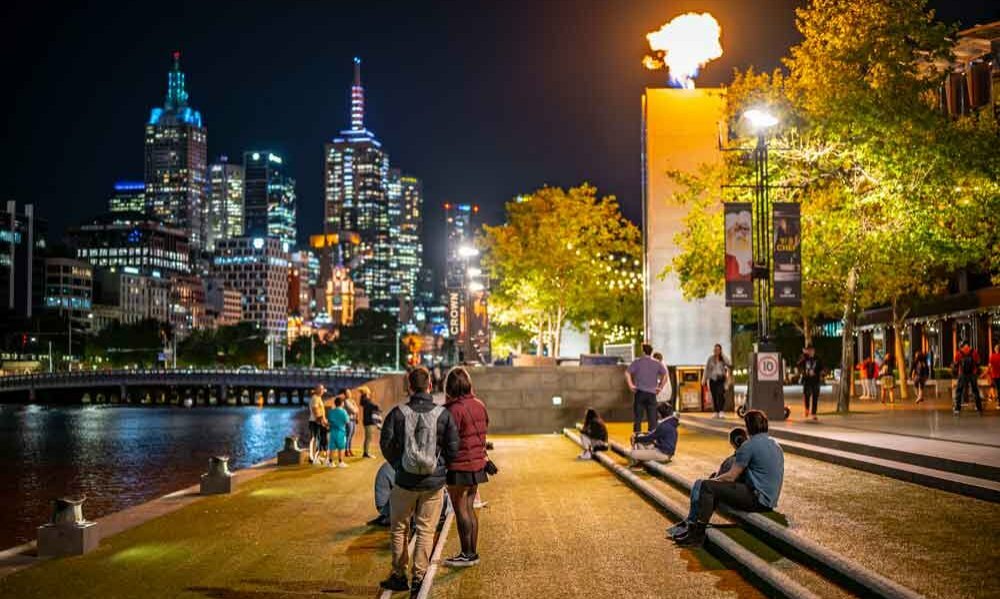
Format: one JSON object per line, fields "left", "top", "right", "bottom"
{"left": 1, "top": 201, "right": 47, "bottom": 320}
{"left": 43, "top": 258, "right": 93, "bottom": 331}
{"left": 387, "top": 169, "right": 423, "bottom": 306}
{"left": 108, "top": 181, "right": 147, "bottom": 213}
{"left": 443, "top": 203, "right": 488, "bottom": 362}
{"left": 211, "top": 237, "right": 289, "bottom": 340}
{"left": 205, "top": 157, "right": 244, "bottom": 251}
{"left": 323, "top": 58, "right": 393, "bottom": 308}
{"left": 144, "top": 51, "right": 207, "bottom": 251}
{"left": 93, "top": 269, "right": 171, "bottom": 325}
{"left": 67, "top": 212, "right": 191, "bottom": 276}
{"left": 444, "top": 203, "right": 479, "bottom": 290}
{"left": 243, "top": 151, "right": 296, "bottom": 251}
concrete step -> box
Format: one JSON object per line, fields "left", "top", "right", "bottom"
{"left": 682, "top": 414, "right": 1000, "bottom": 482}
{"left": 681, "top": 419, "right": 1000, "bottom": 503}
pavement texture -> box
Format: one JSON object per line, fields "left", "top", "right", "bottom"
{"left": 431, "top": 434, "right": 764, "bottom": 599}
{"left": 607, "top": 422, "right": 1000, "bottom": 599}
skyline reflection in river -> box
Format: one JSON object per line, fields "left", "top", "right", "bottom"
{"left": 0, "top": 404, "right": 308, "bottom": 548}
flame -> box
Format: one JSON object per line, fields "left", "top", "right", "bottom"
{"left": 644, "top": 12, "right": 723, "bottom": 89}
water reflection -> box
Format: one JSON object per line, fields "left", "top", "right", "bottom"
{"left": 0, "top": 405, "right": 307, "bottom": 548}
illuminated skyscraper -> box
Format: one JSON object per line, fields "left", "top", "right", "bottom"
{"left": 205, "top": 157, "right": 244, "bottom": 251}
{"left": 243, "top": 151, "right": 297, "bottom": 251}
{"left": 108, "top": 181, "right": 146, "bottom": 213}
{"left": 144, "top": 52, "right": 207, "bottom": 250}
{"left": 323, "top": 57, "right": 392, "bottom": 308}
{"left": 387, "top": 169, "right": 423, "bottom": 304}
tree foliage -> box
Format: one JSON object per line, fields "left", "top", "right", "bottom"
{"left": 483, "top": 184, "right": 642, "bottom": 357}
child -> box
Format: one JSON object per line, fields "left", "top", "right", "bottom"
{"left": 578, "top": 408, "right": 609, "bottom": 460}
{"left": 327, "top": 396, "right": 350, "bottom": 468}
{"left": 667, "top": 427, "right": 749, "bottom": 539}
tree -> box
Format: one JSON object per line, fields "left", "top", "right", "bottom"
{"left": 482, "top": 184, "right": 642, "bottom": 357}
{"left": 85, "top": 319, "right": 168, "bottom": 368}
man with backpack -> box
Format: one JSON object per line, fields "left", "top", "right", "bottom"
{"left": 379, "top": 367, "right": 459, "bottom": 595}
{"left": 953, "top": 341, "right": 982, "bottom": 415}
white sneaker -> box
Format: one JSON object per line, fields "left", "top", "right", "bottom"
{"left": 473, "top": 499, "right": 488, "bottom": 509}
{"left": 338, "top": 461, "right": 348, "bottom": 468}
{"left": 578, "top": 451, "right": 592, "bottom": 460}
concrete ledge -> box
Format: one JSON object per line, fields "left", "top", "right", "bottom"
{"left": 608, "top": 440, "right": 926, "bottom": 599}
{"left": 564, "top": 429, "right": 822, "bottom": 599}
{"left": 681, "top": 419, "right": 1000, "bottom": 503}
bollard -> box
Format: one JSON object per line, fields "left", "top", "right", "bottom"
{"left": 37, "top": 497, "right": 101, "bottom": 558}
{"left": 200, "top": 456, "right": 234, "bottom": 495}
{"left": 276, "top": 435, "right": 308, "bottom": 466}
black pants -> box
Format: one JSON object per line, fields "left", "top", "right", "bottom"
{"left": 708, "top": 378, "right": 726, "bottom": 412}
{"left": 695, "top": 480, "right": 762, "bottom": 524}
{"left": 802, "top": 378, "right": 820, "bottom": 415}
{"left": 954, "top": 375, "right": 982, "bottom": 412}
{"left": 633, "top": 391, "right": 657, "bottom": 433}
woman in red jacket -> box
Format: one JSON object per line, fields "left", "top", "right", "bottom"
{"left": 442, "top": 367, "right": 489, "bottom": 568}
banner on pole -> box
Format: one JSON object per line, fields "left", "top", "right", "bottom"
{"left": 724, "top": 202, "right": 754, "bottom": 306}
{"left": 773, "top": 202, "right": 802, "bottom": 307}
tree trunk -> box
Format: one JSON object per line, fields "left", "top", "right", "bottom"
{"left": 892, "top": 299, "right": 910, "bottom": 401}
{"left": 536, "top": 320, "right": 545, "bottom": 357}
{"left": 553, "top": 305, "right": 565, "bottom": 358}
{"left": 836, "top": 267, "right": 859, "bottom": 413}
{"left": 802, "top": 313, "right": 813, "bottom": 347}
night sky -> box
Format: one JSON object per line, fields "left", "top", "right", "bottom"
{"left": 3, "top": 0, "right": 997, "bottom": 274}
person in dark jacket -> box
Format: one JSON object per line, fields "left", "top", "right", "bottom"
{"left": 953, "top": 341, "right": 982, "bottom": 414}
{"left": 359, "top": 386, "right": 382, "bottom": 458}
{"left": 667, "top": 428, "right": 748, "bottom": 539}
{"left": 441, "top": 367, "right": 489, "bottom": 568}
{"left": 909, "top": 351, "right": 930, "bottom": 404}
{"left": 578, "top": 408, "right": 609, "bottom": 459}
{"left": 629, "top": 403, "right": 678, "bottom": 465}
{"left": 379, "top": 367, "right": 460, "bottom": 595}
{"left": 796, "top": 345, "right": 824, "bottom": 420}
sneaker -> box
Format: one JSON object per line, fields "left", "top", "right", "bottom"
{"left": 473, "top": 499, "right": 488, "bottom": 509}
{"left": 367, "top": 515, "right": 390, "bottom": 527}
{"left": 666, "top": 521, "right": 689, "bottom": 539}
{"left": 953, "top": 409, "right": 960, "bottom": 415}
{"left": 443, "top": 553, "right": 479, "bottom": 568}
{"left": 338, "top": 461, "right": 348, "bottom": 468}
{"left": 363, "top": 453, "right": 374, "bottom": 458}
{"left": 675, "top": 522, "right": 707, "bottom": 547}
{"left": 410, "top": 577, "right": 423, "bottom": 597}
{"left": 379, "top": 573, "right": 409, "bottom": 591}
{"left": 577, "top": 451, "right": 592, "bottom": 460}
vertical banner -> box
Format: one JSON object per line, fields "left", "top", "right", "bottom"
{"left": 724, "top": 202, "right": 754, "bottom": 306}
{"left": 773, "top": 202, "right": 802, "bottom": 307}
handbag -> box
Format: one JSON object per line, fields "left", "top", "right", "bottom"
{"left": 459, "top": 401, "right": 498, "bottom": 476}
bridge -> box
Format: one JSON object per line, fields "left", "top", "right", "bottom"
{"left": 0, "top": 368, "right": 382, "bottom": 405}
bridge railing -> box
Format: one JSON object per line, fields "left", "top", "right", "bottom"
{"left": 0, "top": 368, "right": 386, "bottom": 390}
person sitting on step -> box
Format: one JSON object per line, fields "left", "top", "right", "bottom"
{"left": 667, "top": 427, "right": 748, "bottom": 539}
{"left": 629, "top": 403, "right": 678, "bottom": 465}
{"left": 578, "top": 408, "right": 609, "bottom": 460}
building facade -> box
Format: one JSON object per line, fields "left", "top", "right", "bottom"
{"left": 387, "top": 169, "right": 423, "bottom": 306}
{"left": 243, "top": 151, "right": 296, "bottom": 251}
{"left": 93, "top": 269, "right": 171, "bottom": 325}
{"left": 108, "top": 181, "right": 147, "bottom": 213}
{"left": 1, "top": 201, "right": 46, "bottom": 320}
{"left": 43, "top": 258, "right": 94, "bottom": 331}
{"left": 211, "top": 237, "right": 289, "bottom": 340}
{"left": 67, "top": 212, "right": 191, "bottom": 276}
{"left": 323, "top": 58, "right": 393, "bottom": 308}
{"left": 205, "top": 157, "right": 244, "bottom": 251}
{"left": 144, "top": 52, "right": 207, "bottom": 251}
{"left": 205, "top": 278, "right": 242, "bottom": 328}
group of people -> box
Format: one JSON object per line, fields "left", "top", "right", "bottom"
{"left": 308, "top": 385, "right": 382, "bottom": 467}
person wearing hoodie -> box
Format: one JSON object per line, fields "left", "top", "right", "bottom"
{"left": 379, "top": 367, "right": 460, "bottom": 596}
{"left": 953, "top": 341, "right": 982, "bottom": 415}
{"left": 629, "top": 403, "right": 678, "bottom": 465}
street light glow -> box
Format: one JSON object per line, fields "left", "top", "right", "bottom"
{"left": 467, "top": 267, "right": 482, "bottom": 277}
{"left": 744, "top": 108, "right": 779, "bottom": 130}
{"left": 458, "top": 246, "right": 479, "bottom": 258}
{"left": 468, "top": 281, "right": 485, "bottom": 292}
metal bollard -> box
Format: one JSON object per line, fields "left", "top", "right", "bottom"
{"left": 37, "top": 497, "right": 101, "bottom": 557}
{"left": 276, "top": 435, "right": 308, "bottom": 466}
{"left": 200, "top": 456, "right": 234, "bottom": 495}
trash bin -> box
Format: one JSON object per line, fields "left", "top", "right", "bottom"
{"left": 675, "top": 365, "right": 709, "bottom": 412}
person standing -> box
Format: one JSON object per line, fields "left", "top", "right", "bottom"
{"left": 653, "top": 352, "right": 674, "bottom": 409}
{"left": 796, "top": 345, "right": 824, "bottom": 421}
{"left": 953, "top": 341, "right": 982, "bottom": 415}
{"left": 702, "top": 344, "right": 732, "bottom": 419}
{"left": 989, "top": 343, "right": 1000, "bottom": 405}
{"left": 910, "top": 351, "right": 930, "bottom": 404}
{"left": 343, "top": 389, "right": 359, "bottom": 458}
{"left": 674, "top": 410, "right": 784, "bottom": 548}
{"left": 626, "top": 344, "right": 668, "bottom": 433}
{"left": 442, "top": 367, "right": 490, "bottom": 568}
{"left": 379, "top": 367, "right": 459, "bottom": 595}
{"left": 360, "top": 386, "right": 382, "bottom": 458}
{"left": 879, "top": 352, "right": 897, "bottom": 404}
{"left": 307, "top": 385, "right": 327, "bottom": 464}
{"left": 326, "top": 396, "right": 350, "bottom": 468}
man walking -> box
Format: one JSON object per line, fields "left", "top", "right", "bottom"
{"left": 796, "top": 345, "right": 824, "bottom": 421}
{"left": 626, "top": 344, "right": 668, "bottom": 433}
{"left": 379, "top": 367, "right": 459, "bottom": 595}
{"left": 953, "top": 341, "right": 982, "bottom": 415}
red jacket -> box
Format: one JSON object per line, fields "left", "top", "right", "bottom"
{"left": 445, "top": 394, "right": 489, "bottom": 472}
{"left": 990, "top": 352, "right": 1000, "bottom": 379}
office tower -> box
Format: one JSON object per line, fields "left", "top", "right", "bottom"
{"left": 243, "top": 151, "right": 296, "bottom": 251}
{"left": 43, "top": 258, "right": 94, "bottom": 335}
{"left": 212, "top": 237, "right": 289, "bottom": 340}
{"left": 323, "top": 57, "right": 392, "bottom": 308}
{"left": 67, "top": 212, "right": 191, "bottom": 276}
{"left": 1, "top": 201, "right": 47, "bottom": 319}
{"left": 108, "top": 181, "right": 147, "bottom": 213}
{"left": 144, "top": 51, "right": 207, "bottom": 250}
{"left": 93, "top": 269, "right": 171, "bottom": 325}
{"left": 387, "top": 169, "right": 423, "bottom": 307}
{"left": 642, "top": 88, "right": 729, "bottom": 365}
{"left": 443, "top": 203, "right": 488, "bottom": 362}
{"left": 205, "top": 157, "right": 244, "bottom": 251}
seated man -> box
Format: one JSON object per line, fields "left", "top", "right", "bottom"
{"left": 368, "top": 461, "right": 396, "bottom": 527}
{"left": 674, "top": 410, "right": 784, "bottom": 548}
{"left": 667, "top": 427, "right": 748, "bottom": 539}
{"left": 629, "top": 403, "right": 679, "bottom": 465}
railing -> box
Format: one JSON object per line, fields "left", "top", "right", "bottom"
{"left": 0, "top": 368, "right": 389, "bottom": 391}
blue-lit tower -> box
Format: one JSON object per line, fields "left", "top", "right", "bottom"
{"left": 144, "top": 51, "right": 207, "bottom": 250}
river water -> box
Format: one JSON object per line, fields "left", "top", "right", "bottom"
{"left": 0, "top": 404, "right": 308, "bottom": 549}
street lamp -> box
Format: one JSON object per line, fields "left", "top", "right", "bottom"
{"left": 458, "top": 246, "right": 479, "bottom": 258}
{"left": 742, "top": 107, "right": 779, "bottom": 343}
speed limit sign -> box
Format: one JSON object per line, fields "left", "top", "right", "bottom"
{"left": 756, "top": 353, "right": 781, "bottom": 381}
